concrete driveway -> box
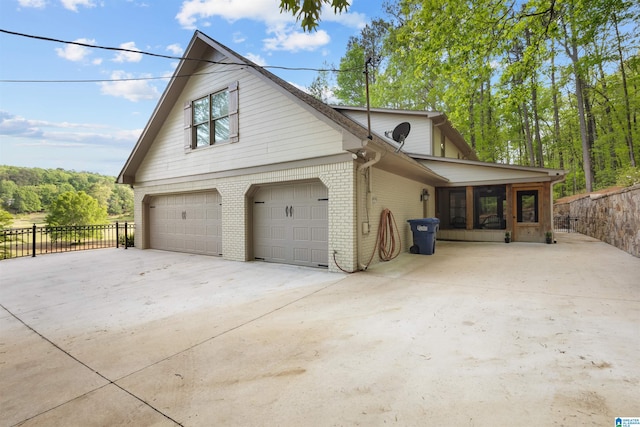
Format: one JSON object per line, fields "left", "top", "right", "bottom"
{"left": 1, "top": 233, "right": 638, "bottom": 426}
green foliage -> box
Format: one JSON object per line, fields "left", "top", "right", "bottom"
{"left": 46, "top": 191, "right": 109, "bottom": 243}
{"left": 616, "top": 166, "right": 640, "bottom": 187}
{"left": 46, "top": 191, "right": 108, "bottom": 227}
{"left": 279, "top": 0, "right": 350, "bottom": 32}
{"left": 0, "top": 208, "right": 12, "bottom": 229}
{"left": 330, "top": 0, "right": 639, "bottom": 197}
{"left": 0, "top": 166, "right": 134, "bottom": 216}
{"left": 13, "top": 186, "right": 42, "bottom": 213}
{"left": 119, "top": 231, "right": 134, "bottom": 247}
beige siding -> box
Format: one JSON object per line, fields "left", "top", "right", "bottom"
{"left": 136, "top": 61, "right": 345, "bottom": 183}
{"left": 357, "top": 167, "right": 435, "bottom": 268}
{"left": 342, "top": 111, "right": 433, "bottom": 156}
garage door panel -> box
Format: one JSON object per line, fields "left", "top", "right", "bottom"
{"left": 293, "top": 227, "right": 309, "bottom": 241}
{"left": 254, "top": 181, "right": 328, "bottom": 268}
{"left": 149, "top": 191, "right": 221, "bottom": 256}
{"left": 311, "top": 227, "right": 327, "bottom": 242}
{"left": 293, "top": 247, "right": 309, "bottom": 262}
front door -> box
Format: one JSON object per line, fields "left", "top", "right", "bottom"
{"left": 512, "top": 186, "right": 542, "bottom": 242}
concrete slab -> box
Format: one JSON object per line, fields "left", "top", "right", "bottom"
{"left": 1, "top": 234, "right": 638, "bottom": 426}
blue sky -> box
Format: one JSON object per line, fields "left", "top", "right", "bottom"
{"left": 0, "top": 0, "right": 383, "bottom": 176}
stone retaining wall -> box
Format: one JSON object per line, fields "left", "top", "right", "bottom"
{"left": 554, "top": 184, "right": 640, "bottom": 257}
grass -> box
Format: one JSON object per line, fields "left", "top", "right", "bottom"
{"left": 9, "top": 213, "right": 134, "bottom": 229}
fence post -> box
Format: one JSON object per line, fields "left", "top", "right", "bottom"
{"left": 32, "top": 224, "right": 36, "bottom": 257}
{"left": 116, "top": 221, "right": 119, "bottom": 249}
{"left": 124, "top": 222, "right": 128, "bottom": 249}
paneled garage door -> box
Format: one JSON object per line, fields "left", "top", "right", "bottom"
{"left": 149, "top": 191, "right": 222, "bottom": 256}
{"left": 253, "top": 181, "right": 328, "bottom": 268}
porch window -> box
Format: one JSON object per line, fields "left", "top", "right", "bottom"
{"left": 437, "top": 188, "right": 467, "bottom": 229}
{"left": 517, "top": 190, "right": 539, "bottom": 222}
{"left": 473, "top": 185, "right": 506, "bottom": 230}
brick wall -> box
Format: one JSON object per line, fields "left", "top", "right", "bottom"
{"left": 554, "top": 184, "right": 640, "bottom": 257}
{"left": 358, "top": 167, "right": 433, "bottom": 268}
{"left": 133, "top": 161, "right": 356, "bottom": 272}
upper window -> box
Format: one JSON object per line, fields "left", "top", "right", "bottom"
{"left": 193, "top": 90, "right": 230, "bottom": 147}
{"left": 184, "top": 81, "right": 238, "bottom": 151}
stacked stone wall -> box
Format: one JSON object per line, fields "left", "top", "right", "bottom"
{"left": 554, "top": 185, "right": 640, "bottom": 257}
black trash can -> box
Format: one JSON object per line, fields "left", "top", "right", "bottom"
{"left": 407, "top": 218, "right": 440, "bottom": 255}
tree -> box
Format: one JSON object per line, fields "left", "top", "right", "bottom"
{"left": 0, "top": 208, "right": 12, "bottom": 229}
{"left": 308, "top": 61, "right": 335, "bottom": 103}
{"left": 46, "top": 191, "right": 109, "bottom": 243}
{"left": 12, "top": 186, "right": 42, "bottom": 213}
{"left": 46, "top": 191, "right": 108, "bottom": 227}
{"left": 280, "top": 0, "right": 350, "bottom": 31}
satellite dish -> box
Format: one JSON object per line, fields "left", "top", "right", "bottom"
{"left": 391, "top": 122, "right": 410, "bottom": 152}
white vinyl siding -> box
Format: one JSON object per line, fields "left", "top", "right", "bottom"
{"left": 341, "top": 111, "right": 433, "bottom": 156}
{"left": 136, "top": 61, "right": 344, "bottom": 184}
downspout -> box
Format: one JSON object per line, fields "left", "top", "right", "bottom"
{"left": 356, "top": 150, "right": 381, "bottom": 270}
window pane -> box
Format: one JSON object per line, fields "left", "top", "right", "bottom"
{"left": 214, "top": 117, "right": 229, "bottom": 142}
{"left": 211, "top": 91, "right": 229, "bottom": 119}
{"left": 193, "top": 97, "right": 209, "bottom": 125}
{"left": 195, "top": 123, "right": 210, "bottom": 147}
{"left": 473, "top": 185, "right": 506, "bottom": 229}
{"left": 517, "top": 191, "right": 538, "bottom": 222}
{"left": 449, "top": 190, "right": 466, "bottom": 228}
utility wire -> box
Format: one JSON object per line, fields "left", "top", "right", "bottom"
{"left": 0, "top": 28, "right": 359, "bottom": 81}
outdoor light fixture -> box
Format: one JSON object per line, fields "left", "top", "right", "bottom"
{"left": 421, "top": 189, "right": 430, "bottom": 202}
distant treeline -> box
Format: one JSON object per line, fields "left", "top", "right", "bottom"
{"left": 0, "top": 165, "right": 133, "bottom": 216}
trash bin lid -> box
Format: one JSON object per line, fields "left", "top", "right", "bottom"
{"left": 407, "top": 218, "right": 440, "bottom": 225}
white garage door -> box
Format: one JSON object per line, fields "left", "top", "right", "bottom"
{"left": 253, "top": 181, "right": 328, "bottom": 268}
{"left": 149, "top": 191, "right": 222, "bottom": 256}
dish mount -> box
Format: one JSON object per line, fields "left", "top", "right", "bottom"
{"left": 390, "top": 122, "right": 410, "bottom": 153}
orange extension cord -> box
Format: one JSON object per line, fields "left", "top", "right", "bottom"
{"left": 333, "top": 208, "right": 402, "bottom": 273}
{"left": 370, "top": 208, "right": 402, "bottom": 264}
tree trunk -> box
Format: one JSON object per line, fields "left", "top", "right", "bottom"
{"left": 531, "top": 74, "right": 544, "bottom": 168}
{"left": 613, "top": 12, "right": 636, "bottom": 167}
{"left": 551, "top": 46, "right": 565, "bottom": 197}
{"left": 563, "top": 19, "right": 594, "bottom": 192}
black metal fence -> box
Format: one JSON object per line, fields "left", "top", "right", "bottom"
{"left": 1, "top": 222, "right": 134, "bottom": 260}
{"left": 554, "top": 215, "right": 579, "bottom": 233}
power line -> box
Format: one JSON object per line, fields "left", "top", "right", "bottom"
{"left": 0, "top": 68, "right": 250, "bottom": 84}
{"left": 0, "top": 28, "right": 358, "bottom": 81}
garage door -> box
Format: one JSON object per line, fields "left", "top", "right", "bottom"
{"left": 253, "top": 181, "right": 328, "bottom": 268}
{"left": 149, "top": 191, "right": 222, "bottom": 256}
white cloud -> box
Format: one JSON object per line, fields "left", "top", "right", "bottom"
{"left": 175, "top": 0, "right": 337, "bottom": 53}
{"left": 176, "top": 0, "right": 282, "bottom": 29}
{"left": 99, "top": 71, "right": 160, "bottom": 102}
{"left": 232, "top": 32, "right": 246, "bottom": 44}
{"left": 244, "top": 53, "right": 266, "bottom": 66}
{"left": 263, "top": 29, "right": 330, "bottom": 52}
{"left": 319, "top": 4, "right": 367, "bottom": 29}
{"left": 113, "top": 41, "right": 143, "bottom": 63}
{"left": 60, "top": 0, "right": 96, "bottom": 12}
{"left": 55, "top": 38, "right": 96, "bottom": 62}
{"left": 166, "top": 43, "right": 184, "bottom": 55}
{"left": 17, "top": 0, "right": 47, "bottom": 8}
